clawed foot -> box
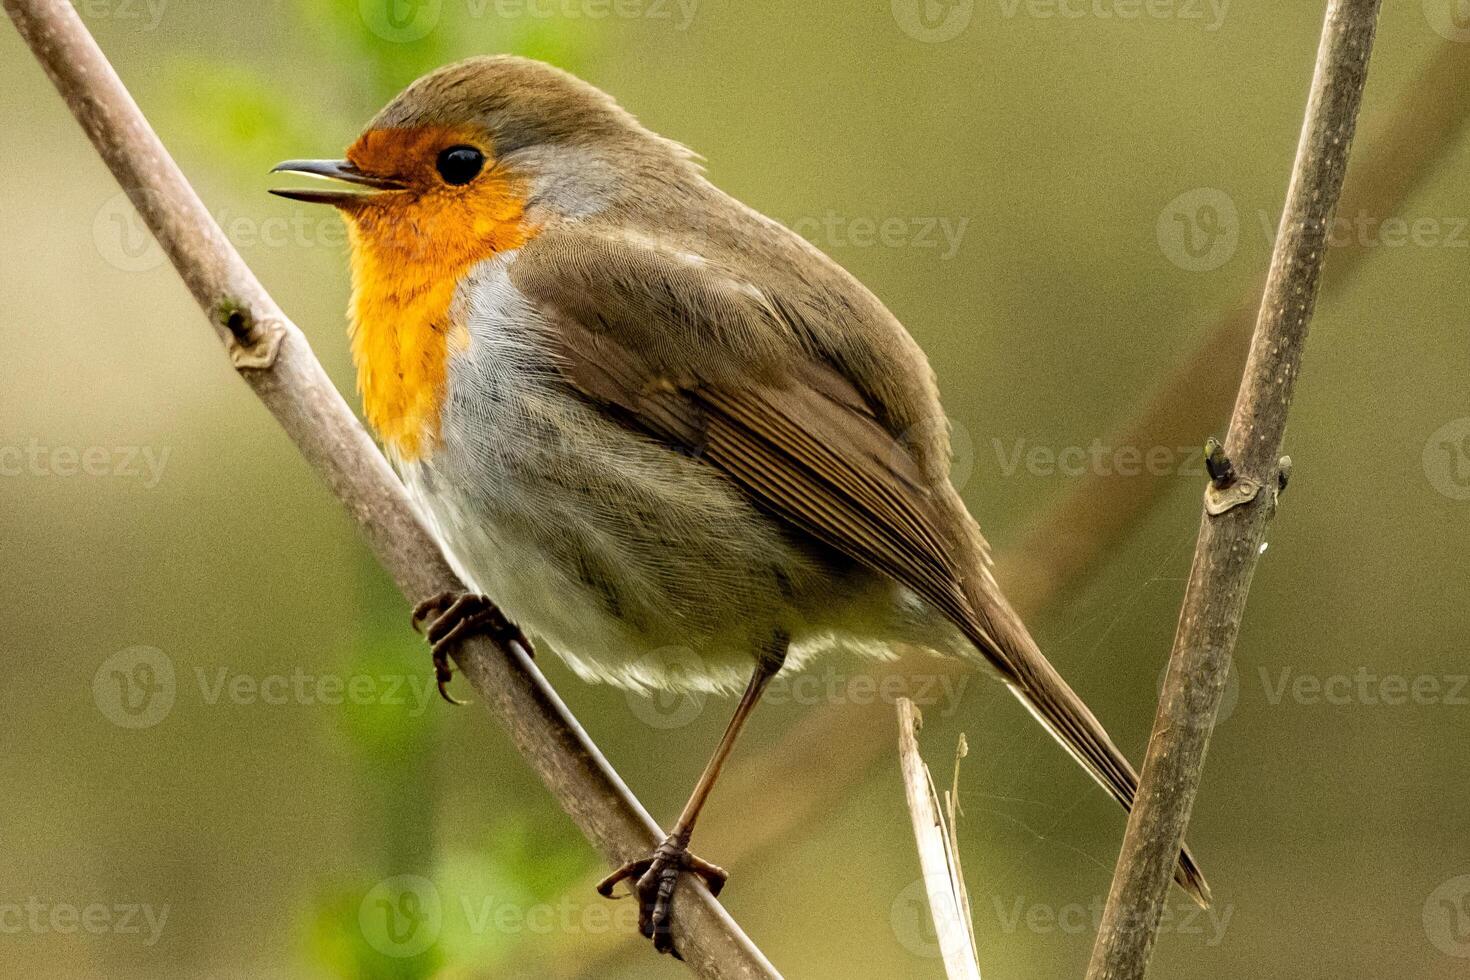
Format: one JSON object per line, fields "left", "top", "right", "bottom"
{"left": 411, "top": 591, "right": 533, "bottom": 704}
{"left": 596, "top": 833, "right": 728, "bottom": 957}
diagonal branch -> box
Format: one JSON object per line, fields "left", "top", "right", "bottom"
{"left": 2, "top": 1, "right": 778, "bottom": 976}
{"left": 1086, "top": 1, "right": 1383, "bottom": 977}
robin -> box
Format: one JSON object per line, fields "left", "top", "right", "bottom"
{"left": 271, "top": 55, "right": 1209, "bottom": 957}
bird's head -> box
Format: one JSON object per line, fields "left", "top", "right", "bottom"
{"left": 270, "top": 55, "right": 697, "bottom": 262}
{"left": 268, "top": 57, "right": 701, "bottom": 461}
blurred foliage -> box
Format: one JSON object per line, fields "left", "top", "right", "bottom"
{"left": 161, "top": 0, "right": 599, "bottom": 177}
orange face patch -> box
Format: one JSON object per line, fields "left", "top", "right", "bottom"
{"left": 339, "top": 125, "right": 538, "bottom": 461}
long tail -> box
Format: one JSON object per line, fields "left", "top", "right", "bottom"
{"left": 955, "top": 586, "right": 1212, "bottom": 907}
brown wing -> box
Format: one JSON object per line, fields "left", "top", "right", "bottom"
{"left": 510, "top": 231, "right": 1210, "bottom": 906}
{"left": 561, "top": 314, "right": 981, "bottom": 628}
{"left": 510, "top": 233, "right": 993, "bottom": 650}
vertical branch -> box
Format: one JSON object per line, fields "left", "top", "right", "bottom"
{"left": 896, "top": 700, "right": 982, "bottom": 980}
{"left": 1085, "top": 2, "right": 1383, "bottom": 978}
{"left": 3, "top": 0, "right": 777, "bottom": 975}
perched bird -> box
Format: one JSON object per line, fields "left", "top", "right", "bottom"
{"left": 271, "top": 55, "right": 1209, "bottom": 956}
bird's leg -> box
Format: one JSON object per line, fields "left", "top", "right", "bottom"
{"left": 597, "top": 634, "right": 788, "bottom": 957}
{"left": 411, "top": 591, "right": 534, "bottom": 704}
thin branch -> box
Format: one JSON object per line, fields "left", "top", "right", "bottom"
{"left": 542, "top": 38, "right": 1470, "bottom": 977}
{"left": 1086, "top": 2, "right": 1383, "bottom": 978}
{"left": 896, "top": 700, "right": 981, "bottom": 980}
{"left": 2, "top": 1, "right": 778, "bottom": 976}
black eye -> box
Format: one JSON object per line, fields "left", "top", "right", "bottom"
{"left": 436, "top": 145, "right": 484, "bottom": 185}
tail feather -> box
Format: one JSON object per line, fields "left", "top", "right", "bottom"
{"left": 955, "top": 593, "right": 1212, "bottom": 908}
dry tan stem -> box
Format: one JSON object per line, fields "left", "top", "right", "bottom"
{"left": 896, "top": 700, "right": 982, "bottom": 980}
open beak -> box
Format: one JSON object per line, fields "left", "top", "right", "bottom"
{"left": 268, "top": 159, "right": 408, "bottom": 206}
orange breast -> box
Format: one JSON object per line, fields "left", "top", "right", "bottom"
{"left": 343, "top": 129, "right": 537, "bottom": 461}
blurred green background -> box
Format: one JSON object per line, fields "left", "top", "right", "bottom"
{"left": 2, "top": 1, "right": 1468, "bottom": 977}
